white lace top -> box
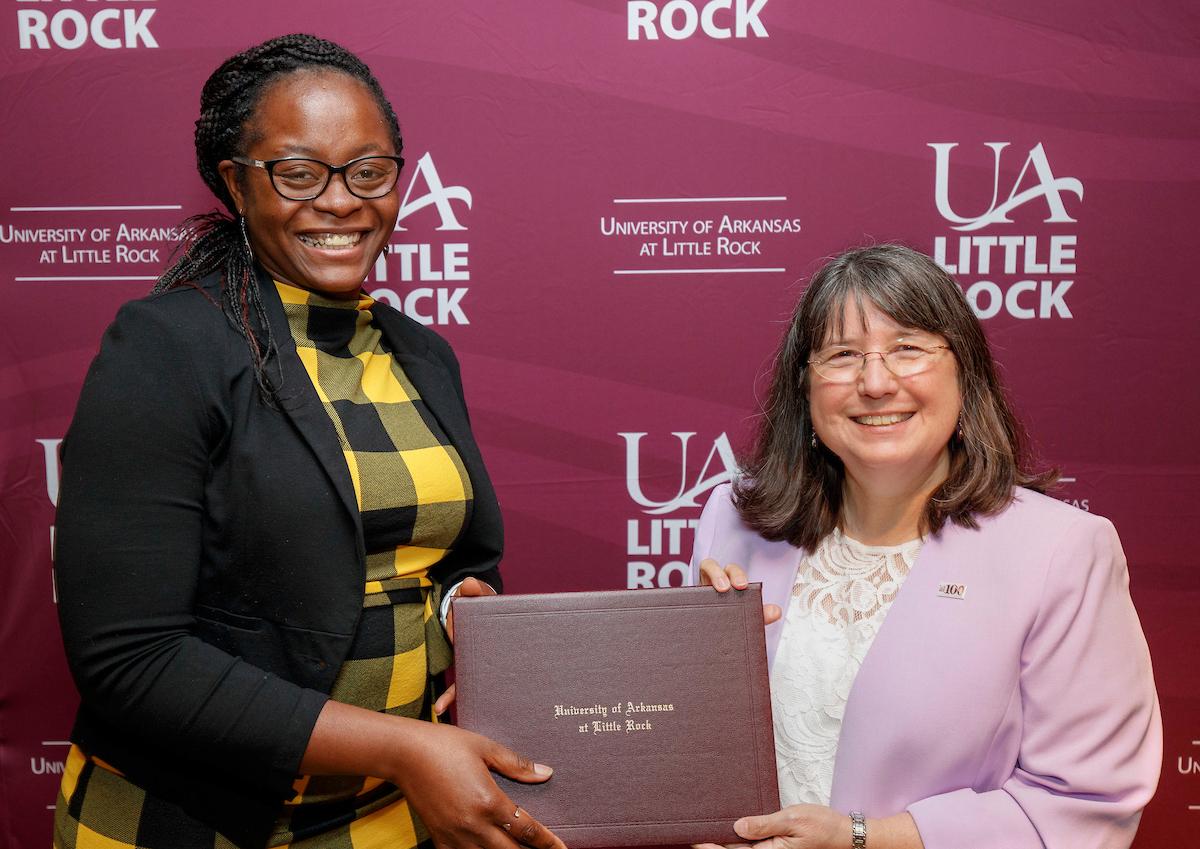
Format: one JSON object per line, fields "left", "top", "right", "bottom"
{"left": 771, "top": 528, "right": 923, "bottom": 807}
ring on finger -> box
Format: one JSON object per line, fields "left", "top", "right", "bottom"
{"left": 503, "top": 808, "right": 521, "bottom": 830}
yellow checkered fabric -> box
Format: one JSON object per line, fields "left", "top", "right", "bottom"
{"left": 54, "top": 746, "right": 433, "bottom": 849}
{"left": 54, "top": 283, "right": 471, "bottom": 849}
{"left": 275, "top": 282, "right": 474, "bottom": 586}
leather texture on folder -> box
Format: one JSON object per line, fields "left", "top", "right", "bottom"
{"left": 454, "top": 585, "right": 779, "bottom": 848}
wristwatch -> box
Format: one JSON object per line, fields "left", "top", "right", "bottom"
{"left": 849, "top": 812, "right": 866, "bottom": 848}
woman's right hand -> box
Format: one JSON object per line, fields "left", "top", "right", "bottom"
{"left": 391, "top": 720, "right": 566, "bottom": 849}
{"left": 300, "top": 700, "right": 566, "bottom": 849}
{"left": 697, "top": 559, "right": 782, "bottom": 625}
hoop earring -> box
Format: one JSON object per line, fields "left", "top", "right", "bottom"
{"left": 240, "top": 214, "right": 255, "bottom": 262}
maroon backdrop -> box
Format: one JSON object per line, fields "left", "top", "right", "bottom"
{"left": 2, "top": 2, "right": 1197, "bottom": 846}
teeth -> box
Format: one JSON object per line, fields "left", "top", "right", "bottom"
{"left": 299, "top": 232, "right": 362, "bottom": 248}
{"left": 854, "top": 413, "right": 913, "bottom": 426}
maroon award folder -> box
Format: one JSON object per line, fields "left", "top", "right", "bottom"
{"left": 453, "top": 585, "right": 779, "bottom": 848}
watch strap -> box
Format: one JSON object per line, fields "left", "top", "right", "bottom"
{"left": 849, "top": 811, "right": 866, "bottom": 848}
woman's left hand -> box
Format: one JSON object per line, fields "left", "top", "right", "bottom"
{"left": 694, "top": 805, "right": 845, "bottom": 849}
{"left": 434, "top": 577, "right": 497, "bottom": 715}
{"left": 694, "top": 805, "right": 923, "bottom": 849}
{"left": 444, "top": 576, "right": 496, "bottom": 643}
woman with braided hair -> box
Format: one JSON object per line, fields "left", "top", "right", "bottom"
{"left": 53, "top": 34, "right": 564, "bottom": 849}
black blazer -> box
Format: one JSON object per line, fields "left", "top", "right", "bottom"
{"left": 54, "top": 266, "right": 503, "bottom": 848}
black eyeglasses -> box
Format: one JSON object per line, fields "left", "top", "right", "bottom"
{"left": 231, "top": 155, "right": 405, "bottom": 201}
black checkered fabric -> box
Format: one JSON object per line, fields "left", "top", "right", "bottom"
{"left": 277, "top": 282, "right": 475, "bottom": 583}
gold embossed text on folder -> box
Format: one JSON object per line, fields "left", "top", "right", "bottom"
{"left": 454, "top": 585, "right": 779, "bottom": 848}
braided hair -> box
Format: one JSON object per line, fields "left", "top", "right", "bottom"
{"left": 153, "top": 34, "right": 403, "bottom": 403}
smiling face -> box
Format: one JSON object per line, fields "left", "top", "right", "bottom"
{"left": 219, "top": 69, "right": 399, "bottom": 299}
{"left": 808, "top": 297, "right": 961, "bottom": 495}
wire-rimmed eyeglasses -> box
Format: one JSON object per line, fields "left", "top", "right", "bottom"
{"left": 231, "top": 155, "right": 405, "bottom": 201}
{"left": 808, "top": 343, "right": 951, "bottom": 383}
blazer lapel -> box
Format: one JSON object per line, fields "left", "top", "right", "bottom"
{"left": 370, "top": 307, "right": 505, "bottom": 578}
{"left": 370, "top": 309, "right": 476, "bottom": 462}
{"left": 256, "top": 268, "right": 364, "bottom": 541}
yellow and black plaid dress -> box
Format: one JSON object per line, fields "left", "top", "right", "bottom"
{"left": 54, "top": 283, "right": 474, "bottom": 849}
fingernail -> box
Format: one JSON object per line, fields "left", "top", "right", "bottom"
{"left": 733, "top": 819, "right": 748, "bottom": 836}
{"left": 534, "top": 763, "right": 553, "bottom": 776}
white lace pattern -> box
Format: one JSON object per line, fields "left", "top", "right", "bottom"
{"left": 771, "top": 528, "right": 923, "bottom": 807}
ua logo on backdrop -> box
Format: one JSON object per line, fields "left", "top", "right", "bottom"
{"left": 396, "top": 153, "right": 472, "bottom": 231}
{"left": 37, "top": 439, "right": 62, "bottom": 507}
{"left": 928, "top": 143, "right": 1083, "bottom": 232}
{"left": 619, "top": 432, "right": 736, "bottom": 514}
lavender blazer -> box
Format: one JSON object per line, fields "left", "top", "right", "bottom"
{"left": 689, "top": 484, "right": 1161, "bottom": 849}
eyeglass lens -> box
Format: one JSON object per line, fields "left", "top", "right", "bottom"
{"left": 811, "top": 347, "right": 941, "bottom": 382}
{"left": 271, "top": 158, "right": 400, "bottom": 200}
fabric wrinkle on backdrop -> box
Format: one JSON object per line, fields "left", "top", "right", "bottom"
{"left": 1, "top": 2, "right": 1197, "bottom": 848}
